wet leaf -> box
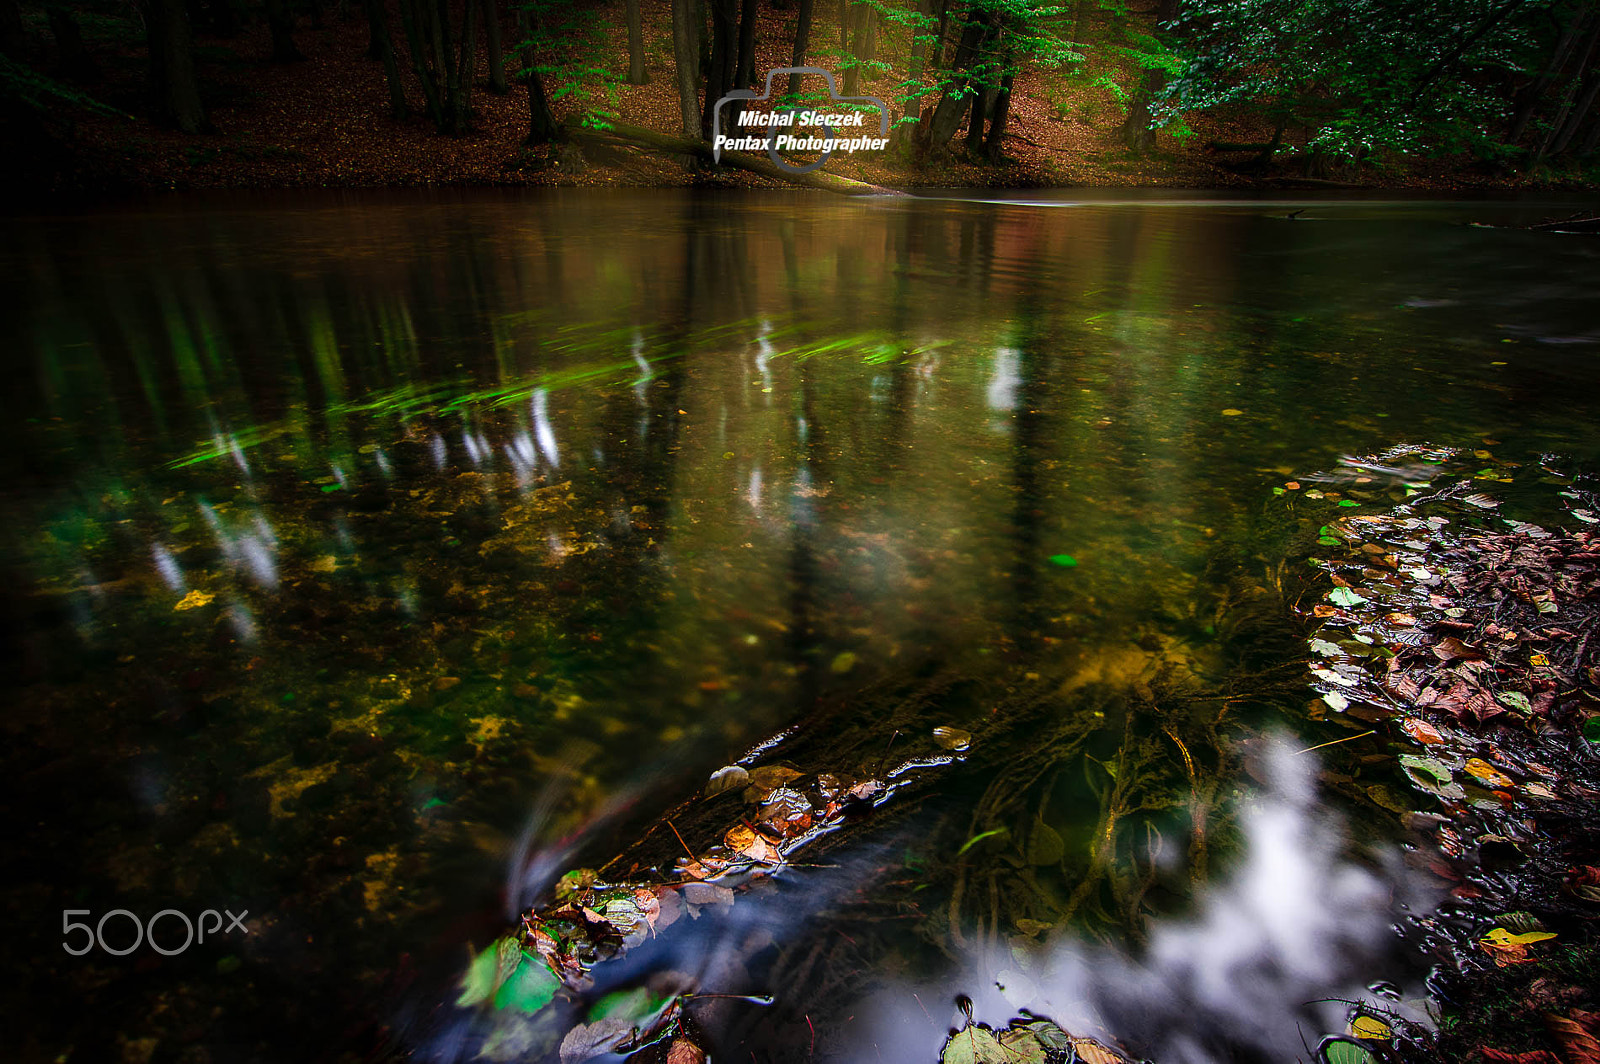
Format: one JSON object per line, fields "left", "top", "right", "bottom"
{"left": 175, "top": 589, "right": 216, "bottom": 610}
{"left": 1220, "top": 408, "right": 1243, "bottom": 416}
{"left": 1071, "top": 1038, "right": 1131, "bottom": 1064}
{"left": 933, "top": 726, "right": 972, "bottom": 751}
{"left": 1484, "top": 927, "right": 1557, "bottom": 946}
{"left": 940, "top": 1023, "right": 1009, "bottom": 1064}
{"left": 664, "top": 1041, "right": 707, "bottom": 1064}
{"left": 1499, "top": 691, "right": 1533, "bottom": 714}
{"left": 1399, "top": 717, "right": 1445, "bottom": 744}
{"left": 1465, "top": 758, "right": 1514, "bottom": 788}
{"left": 705, "top": 765, "right": 748, "bottom": 796}
{"left": 456, "top": 941, "right": 502, "bottom": 1007}
{"left": 1544, "top": 1013, "right": 1600, "bottom": 1064}
{"left": 829, "top": 651, "right": 858, "bottom": 673}
{"left": 1329, "top": 587, "right": 1367, "bottom": 607}
{"left": 1321, "top": 1039, "right": 1378, "bottom": 1064}
{"left": 559, "top": 1017, "right": 634, "bottom": 1064}
{"left": 493, "top": 954, "right": 559, "bottom": 1013}
{"left": 746, "top": 765, "right": 802, "bottom": 792}
{"left": 958, "top": 828, "right": 1007, "bottom": 856}
{"left": 1048, "top": 554, "right": 1078, "bottom": 567}
{"left": 1027, "top": 816, "right": 1065, "bottom": 866}
{"left": 1350, "top": 1014, "right": 1391, "bottom": 1040}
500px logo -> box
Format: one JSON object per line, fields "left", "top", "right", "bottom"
{"left": 62, "top": 908, "right": 249, "bottom": 956}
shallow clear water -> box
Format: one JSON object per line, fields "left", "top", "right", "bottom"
{"left": 2, "top": 189, "right": 1598, "bottom": 1064}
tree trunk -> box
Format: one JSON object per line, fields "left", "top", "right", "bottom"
{"left": 700, "top": 0, "right": 735, "bottom": 137}
{"left": 451, "top": 0, "right": 476, "bottom": 134}
{"left": 265, "top": 0, "right": 304, "bottom": 61}
{"left": 983, "top": 70, "right": 1011, "bottom": 161}
{"left": 363, "top": 0, "right": 408, "bottom": 118}
{"left": 144, "top": 0, "right": 209, "bottom": 132}
{"left": 1537, "top": 17, "right": 1600, "bottom": 161}
{"left": 669, "top": 0, "right": 702, "bottom": 137}
{"left": 1118, "top": 0, "right": 1175, "bottom": 152}
{"left": 735, "top": 0, "right": 757, "bottom": 88}
{"left": 965, "top": 85, "right": 987, "bottom": 153}
{"left": 1508, "top": 2, "right": 1591, "bottom": 144}
{"left": 786, "top": 0, "right": 814, "bottom": 99}
{"left": 902, "top": 0, "right": 932, "bottom": 124}
{"left": 396, "top": 0, "right": 445, "bottom": 127}
{"left": 482, "top": 0, "right": 507, "bottom": 94}
{"left": 1553, "top": 68, "right": 1600, "bottom": 154}
{"left": 49, "top": 6, "right": 100, "bottom": 82}
{"left": 922, "top": 7, "right": 987, "bottom": 151}
{"left": 625, "top": 0, "right": 648, "bottom": 84}
{"left": 527, "top": 66, "right": 559, "bottom": 143}
{"left": 0, "top": 0, "right": 25, "bottom": 58}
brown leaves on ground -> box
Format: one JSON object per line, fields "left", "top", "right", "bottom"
{"left": 1545, "top": 1011, "right": 1600, "bottom": 1064}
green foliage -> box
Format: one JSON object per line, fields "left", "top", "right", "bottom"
{"left": 512, "top": 0, "right": 621, "bottom": 129}
{"left": 0, "top": 52, "right": 126, "bottom": 118}
{"left": 1158, "top": 0, "right": 1586, "bottom": 161}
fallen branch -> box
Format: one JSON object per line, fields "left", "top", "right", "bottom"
{"left": 562, "top": 119, "right": 906, "bottom": 197}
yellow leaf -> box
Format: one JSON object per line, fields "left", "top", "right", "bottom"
{"left": 1482, "top": 927, "right": 1556, "bottom": 946}
{"left": 1350, "top": 1015, "right": 1392, "bottom": 1041}
{"left": 1464, "top": 758, "right": 1514, "bottom": 788}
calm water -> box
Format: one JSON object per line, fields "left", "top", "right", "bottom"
{"left": 2, "top": 190, "right": 1598, "bottom": 1064}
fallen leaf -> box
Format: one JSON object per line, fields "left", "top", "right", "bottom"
{"left": 1465, "top": 758, "right": 1515, "bottom": 788}
{"left": 933, "top": 725, "right": 973, "bottom": 751}
{"left": 560, "top": 1018, "right": 634, "bottom": 1064}
{"left": 1400, "top": 717, "right": 1446, "bottom": 744}
{"left": 705, "top": 765, "right": 749, "bottom": 796}
{"left": 1350, "top": 1014, "right": 1391, "bottom": 1040}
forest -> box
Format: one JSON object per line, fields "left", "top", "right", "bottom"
{"left": 4, "top": 0, "right": 1600, "bottom": 192}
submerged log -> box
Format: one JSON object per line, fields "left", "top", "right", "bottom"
{"left": 560, "top": 119, "right": 905, "bottom": 197}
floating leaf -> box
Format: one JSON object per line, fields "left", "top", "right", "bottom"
{"left": 1048, "top": 554, "right": 1078, "bottom": 567}
{"left": 1221, "top": 408, "right": 1244, "bottom": 416}
{"left": 1321, "top": 1038, "right": 1378, "bottom": 1064}
{"left": 456, "top": 941, "right": 501, "bottom": 1007}
{"left": 1350, "top": 1015, "right": 1392, "bottom": 1040}
{"left": 829, "top": 651, "right": 858, "bottom": 673}
{"left": 941, "top": 1023, "right": 1009, "bottom": 1064}
{"left": 705, "top": 765, "right": 749, "bottom": 797}
{"left": 559, "top": 1018, "right": 634, "bottom": 1064}
{"left": 1329, "top": 587, "right": 1367, "bottom": 607}
{"left": 1483, "top": 927, "right": 1556, "bottom": 946}
{"left": 933, "top": 726, "right": 973, "bottom": 751}
{"left": 493, "top": 954, "right": 559, "bottom": 1013}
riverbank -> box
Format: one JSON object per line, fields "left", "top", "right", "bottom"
{"left": 1291, "top": 448, "right": 1600, "bottom": 1064}
{"left": 14, "top": 0, "right": 1599, "bottom": 197}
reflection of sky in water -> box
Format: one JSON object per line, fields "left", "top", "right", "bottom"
{"left": 846, "top": 739, "right": 1434, "bottom": 1063}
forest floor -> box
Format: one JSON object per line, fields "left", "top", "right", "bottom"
{"left": 20, "top": 0, "right": 1596, "bottom": 195}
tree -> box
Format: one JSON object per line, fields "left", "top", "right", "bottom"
{"left": 514, "top": 0, "right": 622, "bottom": 142}
{"left": 362, "top": 0, "right": 409, "bottom": 119}
{"left": 395, "top": 0, "right": 476, "bottom": 133}
{"left": 625, "top": 0, "right": 649, "bottom": 84}
{"left": 786, "top": 0, "right": 816, "bottom": 98}
{"left": 1159, "top": 0, "right": 1600, "bottom": 168}
{"left": 483, "top": 0, "right": 509, "bottom": 94}
{"left": 670, "top": 0, "right": 701, "bottom": 136}
{"left": 264, "top": 0, "right": 304, "bottom": 62}
{"left": 142, "top": 0, "right": 209, "bottom": 132}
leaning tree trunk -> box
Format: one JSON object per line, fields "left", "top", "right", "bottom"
{"left": 922, "top": 7, "right": 988, "bottom": 152}
{"left": 144, "top": 0, "right": 209, "bottom": 132}
{"left": 625, "top": 0, "right": 648, "bottom": 84}
{"left": 786, "top": 0, "right": 814, "bottom": 99}
{"left": 1553, "top": 69, "right": 1600, "bottom": 155}
{"left": 363, "top": 0, "right": 408, "bottom": 119}
{"left": 669, "top": 0, "right": 701, "bottom": 137}
{"left": 265, "top": 0, "right": 304, "bottom": 61}
{"left": 1508, "top": 2, "right": 1592, "bottom": 145}
{"left": 482, "top": 0, "right": 507, "bottom": 94}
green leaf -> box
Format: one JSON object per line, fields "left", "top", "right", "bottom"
{"left": 1328, "top": 587, "right": 1366, "bottom": 607}
{"left": 941, "top": 1024, "right": 1009, "bottom": 1064}
{"left": 493, "top": 954, "right": 559, "bottom": 1013}
{"left": 456, "top": 942, "right": 502, "bottom": 1007}
{"left": 958, "top": 827, "right": 1007, "bottom": 856}
{"left": 1321, "top": 1038, "right": 1378, "bottom": 1064}
{"left": 1584, "top": 718, "right": 1600, "bottom": 743}
{"left": 1049, "top": 554, "right": 1078, "bottom": 567}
